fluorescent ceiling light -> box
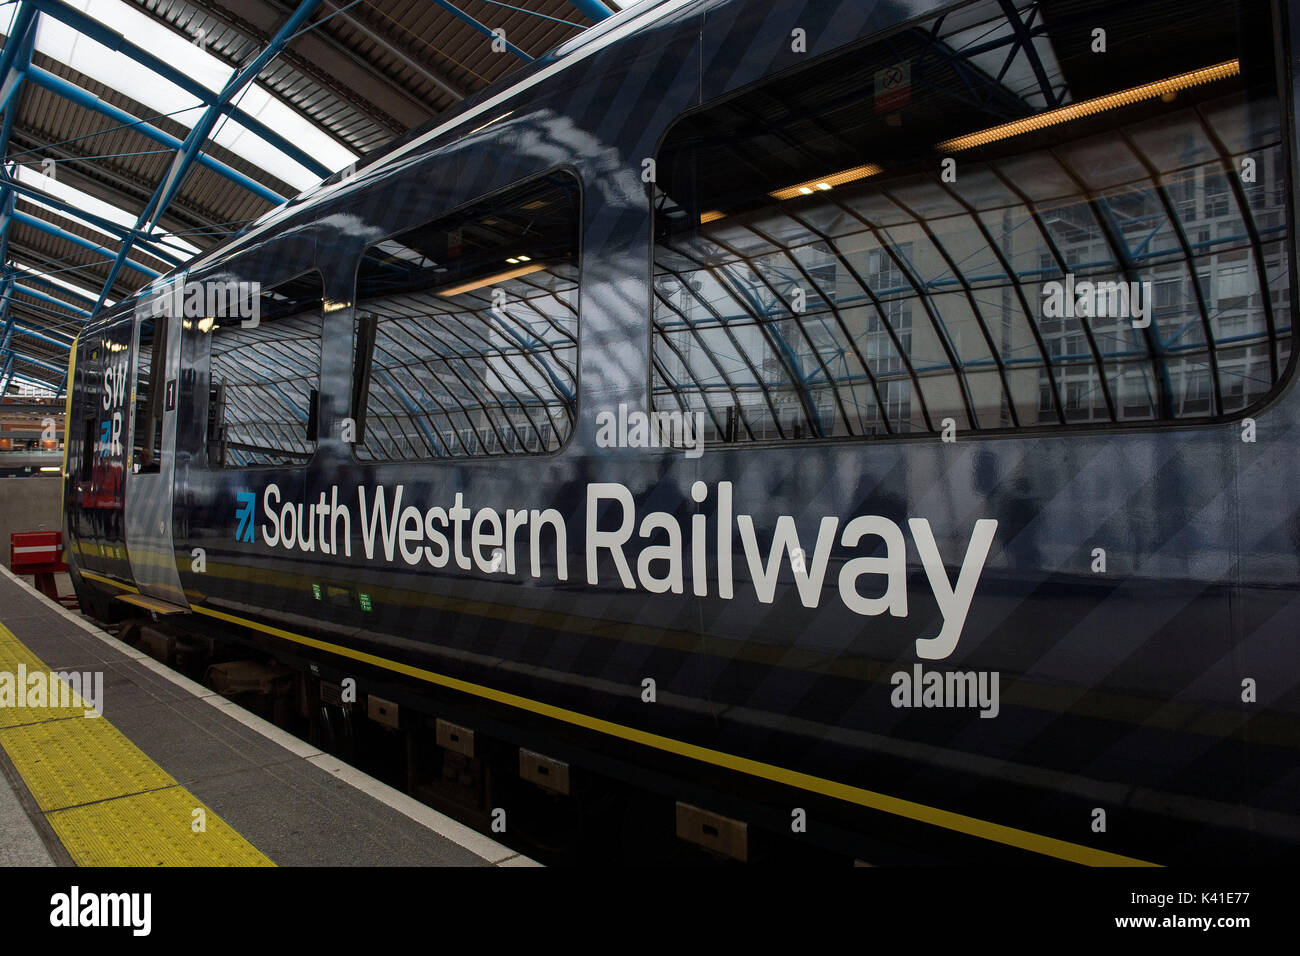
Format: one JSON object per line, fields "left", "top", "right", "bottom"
{"left": 937, "top": 59, "right": 1241, "bottom": 151}
{"left": 10, "top": 259, "right": 114, "bottom": 307}
{"left": 2, "top": 0, "right": 357, "bottom": 192}
{"left": 769, "top": 164, "right": 883, "bottom": 201}
{"left": 437, "top": 263, "right": 545, "bottom": 297}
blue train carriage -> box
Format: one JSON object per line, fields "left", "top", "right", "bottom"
{"left": 62, "top": 0, "right": 1299, "bottom": 865}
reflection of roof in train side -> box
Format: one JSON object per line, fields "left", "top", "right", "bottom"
{"left": 178, "top": 0, "right": 700, "bottom": 279}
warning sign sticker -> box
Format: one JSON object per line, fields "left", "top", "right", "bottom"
{"left": 875, "top": 62, "right": 911, "bottom": 114}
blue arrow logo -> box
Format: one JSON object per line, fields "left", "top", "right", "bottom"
{"left": 235, "top": 491, "right": 257, "bottom": 543}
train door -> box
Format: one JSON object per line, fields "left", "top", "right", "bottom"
{"left": 64, "top": 319, "right": 135, "bottom": 582}
{"left": 123, "top": 275, "right": 187, "bottom": 606}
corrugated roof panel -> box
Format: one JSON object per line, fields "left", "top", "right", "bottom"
{"left": 139, "top": 0, "right": 408, "bottom": 155}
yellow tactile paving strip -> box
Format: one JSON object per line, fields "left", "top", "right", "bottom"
{"left": 0, "top": 624, "right": 273, "bottom": 866}
{"left": 47, "top": 787, "right": 271, "bottom": 867}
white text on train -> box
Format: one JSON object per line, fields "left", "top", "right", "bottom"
{"left": 252, "top": 481, "right": 998, "bottom": 660}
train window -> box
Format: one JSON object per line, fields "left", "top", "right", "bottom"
{"left": 349, "top": 171, "right": 579, "bottom": 460}
{"left": 652, "top": 0, "right": 1289, "bottom": 442}
{"left": 204, "top": 271, "right": 325, "bottom": 468}
{"left": 79, "top": 415, "right": 95, "bottom": 479}
{"left": 132, "top": 317, "right": 167, "bottom": 473}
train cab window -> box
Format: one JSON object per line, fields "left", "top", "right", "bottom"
{"left": 132, "top": 317, "right": 167, "bottom": 473}
{"left": 349, "top": 171, "right": 579, "bottom": 460}
{"left": 651, "top": 0, "right": 1289, "bottom": 442}
{"left": 204, "top": 271, "right": 325, "bottom": 468}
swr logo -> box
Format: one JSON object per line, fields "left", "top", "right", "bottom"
{"left": 235, "top": 491, "right": 256, "bottom": 542}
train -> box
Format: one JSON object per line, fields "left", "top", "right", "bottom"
{"left": 60, "top": 0, "right": 1300, "bottom": 864}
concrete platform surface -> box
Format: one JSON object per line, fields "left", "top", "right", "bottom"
{"left": 0, "top": 565, "right": 537, "bottom": 867}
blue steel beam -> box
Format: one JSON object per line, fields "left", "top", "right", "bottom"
{"left": 7, "top": 267, "right": 100, "bottom": 308}
{"left": 994, "top": 0, "right": 1060, "bottom": 109}
{"left": 0, "top": 269, "right": 84, "bottom": 386}
{"left": 23, "top": 67, "right": 284, "bottom": 204}
{"left": 0, "top": 4, "right": 38, "bottom": 106}
{"left": 909, "top": 15, "right": 1034, "bottom": 119}
{"left": 5, "top": 349, "right": 64, "bottom": 374}
{"left": 0, "top": 327, "right": 14, "bottom": 396}
{"left": 0, "top": 3, "right": 39, "bottom": 277}
{"left": 21, "top": 0, "right": 333, "bottom": 180}
{"left": 0, "top": 278, "right": 14, "bottom": 330}
{"left": 0, "top": 11, "right": 38, "bottom": 390}
{"left": 565, "top": 0, "right": 614, "bottom": 22}
{"left": 93, "top": 0, "right": 322, "bottom": 313}
{"left": 5, "top": 298, "right": 89, "bottom": 328}
{"left": 11, "top": 282, "right": 93, "bottom": 318}
{"left": 2, "top": 175, "right": 187, "bottom": 266}
{"left": 0, "top": 274, "right": 13, "bottom": 397}
{"left": 0, "top": 278, "right": 13, "bottom": 364}
{"left": 0, "top": 181, "right": 12, "bottom": 284}
{"left": 5, "top": 299, "right": 87, "bottom": 328}
{"left": 429, "top": 0, "right": 534, "bottom": 61}
{"left": 148, "top": 0, "right": 325, "bottom": 227}
{"left": 12, "top": 322, "right": 72, "bottom": 349}
{"left": 10, "top": 210, "right": 161, "bottom": 277}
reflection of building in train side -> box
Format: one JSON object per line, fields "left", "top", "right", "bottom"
{"left": 652, "top": 74, "right": 1289, "bottom": 443}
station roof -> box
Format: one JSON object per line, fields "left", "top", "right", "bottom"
{"left": 0, "top": 0, "right": 623, "bottom": 396}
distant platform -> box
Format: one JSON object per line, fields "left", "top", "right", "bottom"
{"left": 0, "top": 565, "right": 536, "bottom": 867}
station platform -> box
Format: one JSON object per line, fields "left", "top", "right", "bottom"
{"left": 0, "top": 565, "right": 536, "bottom": 867}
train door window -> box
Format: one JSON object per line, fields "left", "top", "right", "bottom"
{"left": 78, "top": 417, "right": 93, "bottom": 477}
{"left": 76, "top": 339, "right": 99, "bottom": 480}
{"left": 652, "top": 0, "right": 1289, "bottom": 443}
{"left": 132, "top": 317, "right": 167, "bottom": 473}
{"left": 349, "top": 171, "right": 579, "bottom": 461}
{"left": 204, "top": 271, "right": 325, "bottom": 467}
